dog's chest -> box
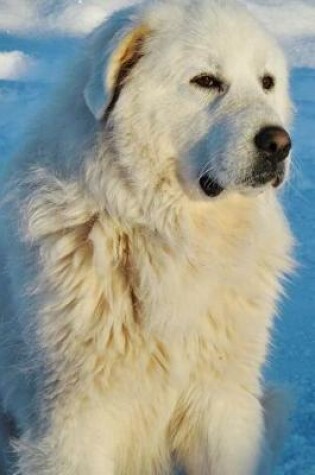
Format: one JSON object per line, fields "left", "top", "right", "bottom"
{"left": 130, "top": 211, "right": 290, "bottom": 388}
{"left": 134, "top": 225, "right": 261, "bottom": 339}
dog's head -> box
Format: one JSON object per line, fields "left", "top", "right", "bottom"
{"left": 84, "top": 0, "right": 292, "bottom": 200}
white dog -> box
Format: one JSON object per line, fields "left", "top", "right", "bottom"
{"left": 0, "top": 0, "right": 294, "bottom": 474}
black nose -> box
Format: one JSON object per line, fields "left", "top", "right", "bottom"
{"left": 254, "top": 126, "right": 292, "bottom": 163}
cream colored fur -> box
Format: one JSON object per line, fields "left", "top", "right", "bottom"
{"left": 0, "top": 0, "right": 294, "bottom": 474}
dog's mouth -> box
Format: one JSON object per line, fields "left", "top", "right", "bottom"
{"left": 272, "top": 174, "right": 285, "bottom": 188}
{"left": 248, "top": 167, "right": 286, "bottom": 189}
{"left": 199, "top": 169, "right": 285, "bottom": 197}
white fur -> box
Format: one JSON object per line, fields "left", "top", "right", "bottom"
{"left": 0, "top": 0, "right": 294, "bottom": 474}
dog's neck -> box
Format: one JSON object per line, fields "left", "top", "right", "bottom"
{"left": 24, "top": 151, "right": 292, "bottom": 343}
{"left": 85, "top": 133, "right": 184, "bottom": 240}
{"left": 84, "top": 133, "right": 270, "bottom": 251}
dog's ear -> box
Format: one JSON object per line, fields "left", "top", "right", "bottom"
{"left": 84, "top": 17, "right": 150, "bottom": 121}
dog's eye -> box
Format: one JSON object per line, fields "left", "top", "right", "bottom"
{"left": 190, "top": 74, "right": 225, "bottom": 93}
{"left": 261, "top": 74, "right": 275, "bottom": 91}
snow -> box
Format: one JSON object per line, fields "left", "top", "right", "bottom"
{"left": 2, "top": 0, "right": 314, "bottom": 36}
{"left": 0, "top": 51, "right": 36, "bottom": 80}
{"left": 0, "top": 0, "right": 132, "bottom": 35}
{"left": 245, "top": 0, "right": 315, "bottom": 37}
{"left": 271, "top": 66, "right": 315, "bottom": 473}
{"left": 244, "top": 0, "right": 315, "bottom": 68}
{"left": 0, "top": 1, "right": 314, "bottom": 474}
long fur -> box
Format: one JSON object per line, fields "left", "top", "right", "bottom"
{"left": 0, "top": 0, "right": 294, "bottom": 474}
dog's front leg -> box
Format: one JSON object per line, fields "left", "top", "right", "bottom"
{"left": 207, "top": 389, "right": 264, "bottom": 475}
{"left": 178, "top": 388, "right": 264, "bottom": 475}
{"left": 16, "top": 401, "right": 119, "bottom": 475}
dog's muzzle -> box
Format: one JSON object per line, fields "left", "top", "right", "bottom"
{"left": 199, "top": 126, "right": 292, "bottom": 197}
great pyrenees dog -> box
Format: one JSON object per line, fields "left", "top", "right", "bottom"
{"left": 0, "top": 0, "right": 294, "bottom": 474}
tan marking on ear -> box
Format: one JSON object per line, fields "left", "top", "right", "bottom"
{"left": 103, "top": 25, "right": 151, "bottom": 123}
{"left": 107, "top": 25, "right": 151, "bottom": 91}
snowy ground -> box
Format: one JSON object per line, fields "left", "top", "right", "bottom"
{"left": 0, "top": 1, "right": 314, "bottom": 473}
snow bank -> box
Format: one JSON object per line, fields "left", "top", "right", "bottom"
{"left": 244, "top": 0, "right": 315, "bottom": 38}
{"left": 0, "top": 0, "right": 314, "bottom": 67}
{"left": 0, "top": 0, "right": 313, "bottom": 37}
{"left": 0, "top": 0, "right": 132, "bottom": 36}
{"left": 243, "top": 0, "right": 315, "bottom": 67}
